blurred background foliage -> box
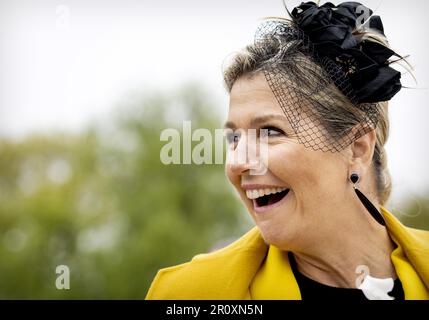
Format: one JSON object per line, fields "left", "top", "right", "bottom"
{"left": 0, "top": 84, "right": 427, "bottom": 298}
{"left": 0, "top": 84, "right": 251, "bottom": 298}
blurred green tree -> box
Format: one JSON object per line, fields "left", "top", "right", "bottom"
{"left": 0, "top": 84, "right": 250, "bottom": 298}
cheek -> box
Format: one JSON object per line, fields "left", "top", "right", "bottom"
{"left": 267, "top": 144, "right": 315, "bottom": 182}
{"left": 267, "top": 144, "right": 345, "bottom": 194}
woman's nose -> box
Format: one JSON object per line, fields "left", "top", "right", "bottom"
{"left": 226, "top": 134, "right": 264, "bottom": 176}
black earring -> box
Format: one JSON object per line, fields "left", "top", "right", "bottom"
{"left": 350, "top": 172, "right": 386, "bottom": 226}
{"left": 350, "top": 173, "right": 360, "bottom": 185}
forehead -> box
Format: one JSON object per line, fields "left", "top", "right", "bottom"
{"left": 229, "top": 72, "right": 280, "bottom": 109}
{"left": 229, "top": 72, "right": 280, "bottom": 116}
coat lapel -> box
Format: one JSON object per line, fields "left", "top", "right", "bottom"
{"left": 382, "top": 207, "right": 429, "bottom": 289}
{"left": 146, "top": 227, "right": 269, "bottom": 299}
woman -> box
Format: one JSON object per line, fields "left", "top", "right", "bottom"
{"left": 146, "top": 1, "right": 429, "bottom": 300}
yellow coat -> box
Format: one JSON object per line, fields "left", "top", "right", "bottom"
{"left": 146, "top": 207, "right": 429, "bottom": 300}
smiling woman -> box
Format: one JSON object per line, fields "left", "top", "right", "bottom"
{"left": 146, "top": 1, "right": 429, "bottom": 300}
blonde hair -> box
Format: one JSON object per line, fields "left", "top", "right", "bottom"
{"left": 223, "top": 19, "right": 393, "bottom": 205}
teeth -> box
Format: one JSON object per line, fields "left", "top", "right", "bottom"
{"left": 252, "top": 190, "right": 259, "bottom": 199}
{"left": 245, "top": 187, "right": 289, "bottom": 200}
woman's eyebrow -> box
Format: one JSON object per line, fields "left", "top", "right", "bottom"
{"left": 223, "top": 114, "right": 287, "bottom": 130}
{"left": 250, "top": 114, "right": 286, "bottom": 127}
{"left": 223, "top": 121, "right": 236, "bottom": 130}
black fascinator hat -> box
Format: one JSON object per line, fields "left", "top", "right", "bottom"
{"left": 290, "top": 1, "right": 402, "bottom": 103}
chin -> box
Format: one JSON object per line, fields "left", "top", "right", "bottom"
{"left": 250, "top": 209, "right": 299, "bottom": 250}
{"left": 256, "top": 220, "right": 297, "bottom": 249}
{"left": 239, "top": 188, "right": 300, "bottom": 248}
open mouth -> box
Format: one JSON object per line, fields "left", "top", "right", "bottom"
{"left": 244, "top": 187, "right": 291, "bottom": 213}
{"left": 254, "top": 188, "right": 290, "bottom": 208}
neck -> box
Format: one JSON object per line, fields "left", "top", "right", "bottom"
{"left": 291, "top": 198, "right": 397, "bottom": 288}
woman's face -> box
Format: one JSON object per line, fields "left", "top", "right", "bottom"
{"left": 225, "top": 72, "right": 352, "bottom": 249}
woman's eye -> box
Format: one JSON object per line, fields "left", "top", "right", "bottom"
{"left": 226, "top": 132, "right": 241, "bottom": 144}
{"left": 260, "top": 127, "right": 284, "bottom": 138}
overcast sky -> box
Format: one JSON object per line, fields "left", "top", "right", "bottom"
{"left": 1, "top": 0, "right": 428, "bottom": 206}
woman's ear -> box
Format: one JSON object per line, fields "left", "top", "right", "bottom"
{"left": 349, "top": 127, "right": 376, "bottom": 173}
